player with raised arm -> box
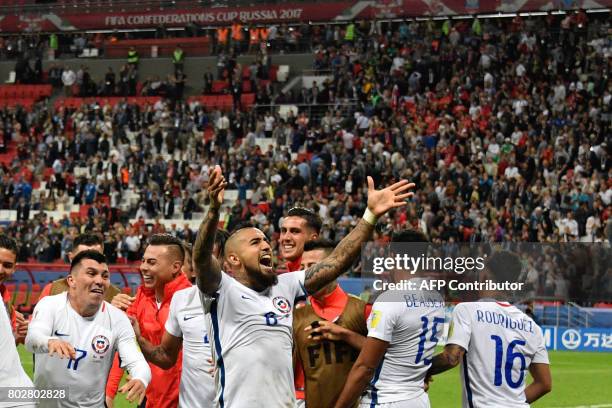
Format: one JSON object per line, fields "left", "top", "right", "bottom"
{"left": 194, "top": 165, "right": 414, "bottom": 407}
{"left": 25, "top": 250, "right": 151, "bottom": 407}
{"left": 129, "top": 242, "right": 215, "bottom": 407}
{"left": 335, "top": 230, "right": 445, "bottom": 408}
{"left": 427, "top": 251, "right": 552, "bottom": 407}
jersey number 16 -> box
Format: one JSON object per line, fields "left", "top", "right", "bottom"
{"left": 490, "top": 335, "right": 527, "bottom": 389}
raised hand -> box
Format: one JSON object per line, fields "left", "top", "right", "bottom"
{"left": 208, "top": 165, "right": 227, "bottom": 210}
{"left": 366, "top": 177, "right": 415, "bottom": 218}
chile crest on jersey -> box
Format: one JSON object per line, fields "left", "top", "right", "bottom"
{"left": 91, "top": 334, "right": 110, "bottom": 355}
{"left": 273, "top": 296, "right": 292, "bottom": 315}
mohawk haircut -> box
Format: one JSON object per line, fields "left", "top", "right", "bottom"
{"left": 148, "top": 233, "right": 185, "bottom": 263}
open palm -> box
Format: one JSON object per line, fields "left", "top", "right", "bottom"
{"left": 367, "top": 176, "right": 415, "bottom": 217}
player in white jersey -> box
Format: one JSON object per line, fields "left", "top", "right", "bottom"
{"left": 428, "top": 251, "right": 552, "bottom": 407}
{"left": 1, "top": 285, "right": 35, "bottom": 408}
{"left": 25, "top": 250, "right": 151, "bottom": 408}
{"left": 335, "top": 230, "right": 444, "bottom": 408}
{"left": 130, "top": 243, "right": 215, "bottom": 407}
{"left": 194, "top": 165, "right": 415, "bottom": 407}
{"left": 0, "top": 234, "right": 34, "bottom": 408}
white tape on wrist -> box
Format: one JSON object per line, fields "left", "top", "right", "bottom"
{"left": 362, "top": 208, "right": 378, "bottom": 225}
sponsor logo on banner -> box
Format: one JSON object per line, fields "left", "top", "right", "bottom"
{"left": 542, "top": 326, "right": 612, "bottom": 352}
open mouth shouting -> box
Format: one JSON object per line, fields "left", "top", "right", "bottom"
{"left": 259, "top": 253, "right": 274, "bottom": 273}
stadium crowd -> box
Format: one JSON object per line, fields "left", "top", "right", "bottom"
{"left": 0, "top": 13, "right": 610, "bottom": 298}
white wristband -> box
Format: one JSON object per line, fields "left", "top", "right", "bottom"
{"left": 362, "top": 208, "right": 378, "bottom": 226}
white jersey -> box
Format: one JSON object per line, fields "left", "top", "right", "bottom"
{"left": 362, "top": 289, "right": 444, "bottom": 406}
{"left": 447, "top": 301, "right": 549, "bottom": 408}
{"left": 25, "top": 293, "right": 151, "bottom": 408}
{"left": 1, "top": 304, "right": 34, "bottom": 408}
{"left": 202, "top": 271, "right": 306, "bottom": 408}
{"left": 165, "top": 286, "right": 214, "bottom": 407}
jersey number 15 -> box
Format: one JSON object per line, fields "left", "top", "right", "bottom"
{"left": 415, "top": 316, "right": 445, "bottom": 365}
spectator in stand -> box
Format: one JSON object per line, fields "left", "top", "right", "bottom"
{"left": 61, "top": 65, "right": 76, "bottom": 96}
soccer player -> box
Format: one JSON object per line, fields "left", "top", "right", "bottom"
{"left": 195, "top": 165, "right": 414, "bottom": 407}
{"left": 0, "top": 234, "right": 28, "bottom": 344}
{"left": 106, "top": 234, "right": 192, "bottom": 408}
{"left": 39, "top": 233, "right": 121, "bottom": 302}
{"left": 280, "top": 207, "right": 321, "bottom": 271}
{"left": 0, "top": 235, "right": 35, "bottom": 408}
{"left": 293, "top": 239, "right": 370, "bottom": 408}
{"left": 25, "top": 250, "right": 151, "bottom": 407}
{"left": 427, "top": 251, "right": 552, "bottom": 407}
{"left": 335, "top": 230, "right": 445, "bottom": 408}
{"left": 129, "top": 241, "right": 215, "bottom": 407}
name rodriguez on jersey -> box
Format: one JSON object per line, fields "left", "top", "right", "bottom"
{"left": 373, "top": 279, "right": 525, "bottom": 292}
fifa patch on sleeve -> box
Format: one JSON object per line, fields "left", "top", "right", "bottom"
{"left": 371, "top": 310, "right": 382, "bottom": 328}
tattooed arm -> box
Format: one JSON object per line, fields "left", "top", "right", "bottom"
{"left": 304, "top": 178, "right": 415, "bottom": 294}
{"left": 136, "top": 329, "right": 182, "bottom": 370}
{"left": 427, "top": 344, "right": 466, "bottom": 376}
{"left": 194, "top": 166, "right": 227, "bottom": 296}
{"left": 304, "top": 220, "right": 374, "bottom": 293}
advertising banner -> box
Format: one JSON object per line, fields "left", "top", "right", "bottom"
{"left": 542, "top": 326, "right": 612, "bottom": 352}
{"left": 1, "top": 0, "right": 610, "bottom": 32}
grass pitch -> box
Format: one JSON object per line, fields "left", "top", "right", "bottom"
{"left": 18, "top": 346, "right": 612, "bottom": 407}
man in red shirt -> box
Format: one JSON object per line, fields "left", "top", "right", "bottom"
{"left": 106, "top": 233, "right": 192, "bottom": 408}
{"left": 280, "top": 207, "right": 321, "bottom": 272}
{"left": 0, "top": 234, "right": 27, "bottom": 343}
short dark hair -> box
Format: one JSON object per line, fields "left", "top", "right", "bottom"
{"left": 286, "top": 207, "right": 322, "bottom": 234}
{"left": 148, "top": 233, "right": 185, "bottom": 263}
{"left": 215, "top": 229, "right": 230, "bottom": 258}
{"left": 73, "top": 233, "right": 104, "bottom": 250}
{"left": 391, "top": 229, "right": 429, "bottom": 243}
{"left": 486, "top": 251, "right": 522, "bottom": 282}
{"left": 70, "top": 250, "right": 108, "bottom": 273}
{"left": 304, "top": 238, "right": 335, "bottom": 253}
{"left": 0, "top": 234, "right": 18, "bottom": 255}
{"left": 390, "top": 229, "right": 430, "bottom": 259}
